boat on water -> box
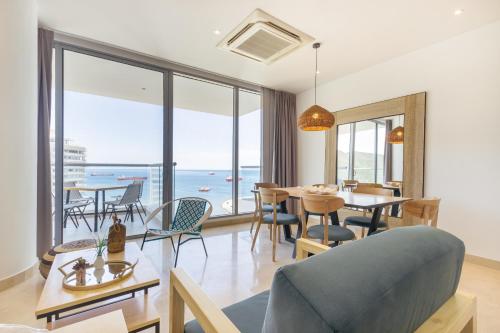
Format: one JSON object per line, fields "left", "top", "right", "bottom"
{"left": 208, "top": 171, "right": 215, "bottom": 175}
{"left": 198, "top": 186, "right": 211, "bottom": 192}
{"left": 225, "top": 176, "right": 243, "bottom": 182}
{"left": 117, "top": 176, "right": 147, "bottom": 181}
{"left": 91, "top": 172, "right": 114, "bottom": 176}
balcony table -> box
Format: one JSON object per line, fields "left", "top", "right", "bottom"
{"left": 64, "top": 184, "right": 128, "bottom": 232}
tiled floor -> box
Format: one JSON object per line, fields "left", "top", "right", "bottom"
{"left": 0, "top": 222, "right": 499, "bottom": 332}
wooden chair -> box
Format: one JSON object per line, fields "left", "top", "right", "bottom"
{"left": 251, "top": 188, "right": 300, "bottom": 261}
{"left": 342, "top": 179, "right": 358, "bottom": 191}
{"left": 300, "top": 195, "right": 355, "bottom": 246}
{"left": 312, "top": 183, "right": 339, "bottom": 191}
{"left": 357, "top": 182, "right": 383, "bottom": 189}
{"left": 402, "top": 198, "right": 441, "bottom": 227}
{"left": 251, "top": 183, "right": 280, "bottom": 235}
{"left": 344, "top": 187, "right": 393, "bottom": 237}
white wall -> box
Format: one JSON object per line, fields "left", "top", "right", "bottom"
{"left": 0, "top": 0, "right": 38, "bottom": 280}
{"left": 297, "top": 21, "right": 500, "bottom": 261}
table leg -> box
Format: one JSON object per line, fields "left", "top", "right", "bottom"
{"left": 367, "top": 207, "right": 383, "bottom": 235}
{"left": 391, "top": 188, "right": 401, "bottom": 217}
{"left": 102, "top": 190, "right": 106, "bottom": 221}
{"left": 94, "top": 191, "right": 99, "bottom": 232}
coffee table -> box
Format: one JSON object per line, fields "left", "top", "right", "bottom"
{"left": 36, "top": 243, "right": 160, "bottom": 332}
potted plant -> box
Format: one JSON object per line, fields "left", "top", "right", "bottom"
{"left": 94, "top": 235, "right": 107, "bottom": 270}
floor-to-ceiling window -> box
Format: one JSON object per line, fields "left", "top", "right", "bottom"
{"left": 52, "top": 44, "right": 262, "bottom": 244}
{"left": 238, "top": 89, "right": 261, "bottom": 213}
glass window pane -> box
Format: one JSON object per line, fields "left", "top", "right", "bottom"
{"left": 354, "top": 121, "right": 376, "bottom": 183}
{"left": 173, "top": 75, "right": 234, "bottom": 216}
{"left": 62, "top": 51, "right": 163, "bottom": 241}
{"left": 238, "top": 90, "right": 261, "bottom": 214}
{"left": 336, "top": 124, "right": 351, "bottom": 185}
{"left": 376, "top": 123, "right": 386, "bottom": 183}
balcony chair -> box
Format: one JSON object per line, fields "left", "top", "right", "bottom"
{"left": 133, "top": 179, "right": 147, "bottom": 215}
{"left": 251, "top": 188, "right": 300, "bottom": 261}
{"left": 51, "top": 193, "right": 92, "bottom": 231}
{"left": 344, "top": 186, "right": 393, "bottom": 238}
{"left": 300, "top": 194, "right": 355, "bottom": 246}
{"left": 101, "top": 183, "right": 143, "bottom": 227}
{"left": 171, "top": 226, "right": 476, "bottom": 333}
{"left": 141, "top": 197, "right": 212, "bottom": 267}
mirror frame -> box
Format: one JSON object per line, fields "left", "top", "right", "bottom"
{"left": 325, "top": 92, "right": 426, "bottom": 198}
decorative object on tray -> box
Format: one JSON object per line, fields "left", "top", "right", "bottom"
{"left": 94, "top": 235, "right": 107, "bottom": 270}
{"left": 107, "top": 213, "right": 126, "bottom": 253}
{"left": 304, "top": 185, "right": 338, "bottom": 195}
{"left": 58, "top": 258, "right": 138, "bottom": 291}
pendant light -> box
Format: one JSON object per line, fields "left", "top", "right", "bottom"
{"left": 388, "top": 115, "right": 404, "bottom": 144}
{"left": 298, "top": 43, "right": 335, "bottom": 131}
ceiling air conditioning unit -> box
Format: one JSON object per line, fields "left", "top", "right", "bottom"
{"left": 217, "top": 9, "right": 314, "bottom": 64}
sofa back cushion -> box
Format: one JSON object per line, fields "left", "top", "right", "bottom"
{"left": 262, "top": 226, "right": 465, "bottom": 333}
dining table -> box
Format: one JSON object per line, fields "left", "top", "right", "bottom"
{"left": 260, "top": 187, "right": 411, "bottom": 252}
{"left": 64, "top": 184, "right": 128, "bottom": 232}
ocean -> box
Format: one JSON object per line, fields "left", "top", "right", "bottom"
{"left": 83, "top": 167, "right": 260, "bottom": 216}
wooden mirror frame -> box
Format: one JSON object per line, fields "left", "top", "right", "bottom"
{"left": 325, "top": 92, "right": 426, "bottom": 198}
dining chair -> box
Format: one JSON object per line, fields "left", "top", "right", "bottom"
{"left": 344, "top": 187, "right": 393, "bottom": 237}
{"left": 356, "top": 182, "right": 383, "bottom": 189}
{"left": 342, "top": 179, "right": 358, "bottom": 191}
{"left": 402, "top": 198, "right": 441, "bottom": 227}
{"left": 251, "top": 188, "right": 300, "bottom": 261}
{"left": 141, "top": 197, "right": 212, "bottom": 267}
{"left": 250, "top": 182, "right": 281, "bottom": 235}
{"left": 304, "top": 184, "right": 340, "bottom": 225}
{"left": 101, "top": 183, "right": 143, "bottom": 227}
{"left": 300, "top": 194, "right": 355, "bottom": 246}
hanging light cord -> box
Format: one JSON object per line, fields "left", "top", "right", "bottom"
{"left": 314, "top": 46, "right": 318, "bottom": 104}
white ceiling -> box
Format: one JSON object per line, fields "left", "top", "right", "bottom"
{"left": 39, "top": 0, "right": 500, "bottom": 93}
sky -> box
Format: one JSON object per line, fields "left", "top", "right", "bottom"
{"left": 52, "top": 91, "right": 260, "bottom": 170}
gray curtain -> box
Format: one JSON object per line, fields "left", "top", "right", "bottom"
{"left": 273, "top": 91, "right": 297, "bottom": 189}
{"left": 261, "top": 88, "right": 276, "bottom": 182}
{"left": 37, "top": 28, "right": 54, "bottom": 258}
{"left": 384, "top": 119, "right": 393, "bottom": 183}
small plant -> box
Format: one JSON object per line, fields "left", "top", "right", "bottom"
{"left": 95, "top": 234, "right": 107, "bottom": 257}
{"left": 72, "top": 257, "right": 87, "bottom": 271}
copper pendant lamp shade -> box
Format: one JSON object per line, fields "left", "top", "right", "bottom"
{"left": 388, "top": 126, "right": 404, "bottom": 144}
{"left": 298, "top": 43, "right": 334, "bottom": 131}
{"left": 298, "top": 104, "right": 335, "bottom": 131}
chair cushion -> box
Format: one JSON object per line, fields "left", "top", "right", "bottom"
{"left": 344, "top": 215, "right": 388, "bottom": 228}
{"left": 262, "top": 204, "right": 282, "bottom": 213}
{"left": 184, "top": 290, "right": 269, "bottom": 333}
{"left": 262, "top": 213, "right": 299, "bottom": 225}
{"left": 307, "top": 225, "right": 355, "bottom": 242}
{"left": 262, "top": 226, "right": 465, "bottom": 333}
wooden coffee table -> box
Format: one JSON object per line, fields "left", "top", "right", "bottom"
{"left": 36, "top": 243, "right": 160, "bottom": 332}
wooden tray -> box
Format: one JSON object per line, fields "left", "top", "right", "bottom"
{"left": 58, "top": 258, "right": 138, "bottom": 291}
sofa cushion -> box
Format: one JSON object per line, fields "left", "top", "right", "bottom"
{"left": 184, "top": 291, "right": 269, "bottom": 333}
{"left": 262, "top": 226, "right": 465, "bottom": 333}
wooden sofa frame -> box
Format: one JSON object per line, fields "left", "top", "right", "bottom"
{"left": 170, "top": 239, "right": 477, "bottom": 333}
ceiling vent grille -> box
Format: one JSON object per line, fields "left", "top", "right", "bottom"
{"left": 217, "top": 9, "right": 314, "bottom": 64}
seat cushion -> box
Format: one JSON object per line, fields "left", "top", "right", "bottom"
{"left": 344, "top": 215, "right": 388, "bottom": 228}
{"left": 262, "top": 226, "right": 465, "bottom": 333}
{"left": 184, "top": 290, "right": 269, "bottom": 333}
{"left": 262, "top": 213, "right": 299, "bottom": 225}
{"left": 307, "top": 225, "right": 355, "bottom": 242}
{"left": 262, "top": 204, "right": 282, "bottom": 213}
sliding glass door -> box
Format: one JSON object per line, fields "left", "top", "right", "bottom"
{"left": 52, "top": 44, "right": 261, "bottom": 244}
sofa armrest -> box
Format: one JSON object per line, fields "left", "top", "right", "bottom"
{"left": 415, "top": 292, "right": 477, "bottom": 333}
{"left": 295, "top": 238, "right": 330, "bottom": 260}
{"left": 169, "top": 268, "right": 240, "bottom": 333}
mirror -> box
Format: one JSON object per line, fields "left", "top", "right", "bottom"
{"left": 324, "top": 93, "right": 425, "bottom": 200}
{"left": 336, "top": 115, "right": 404, "bottom": 185}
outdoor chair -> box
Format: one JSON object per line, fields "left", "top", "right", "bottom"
{"left": 141, "top": 197, "right": 212, "bottom": 267}
{"left": 101, "top": 183, "right": 144, "bottom": 227}
{"left": 133, "top": 179, "right": 147, "bottom": 215}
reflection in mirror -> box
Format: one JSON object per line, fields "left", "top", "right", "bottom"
{"left": 336, "top": 115, "right": 404, "bottom": 187}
